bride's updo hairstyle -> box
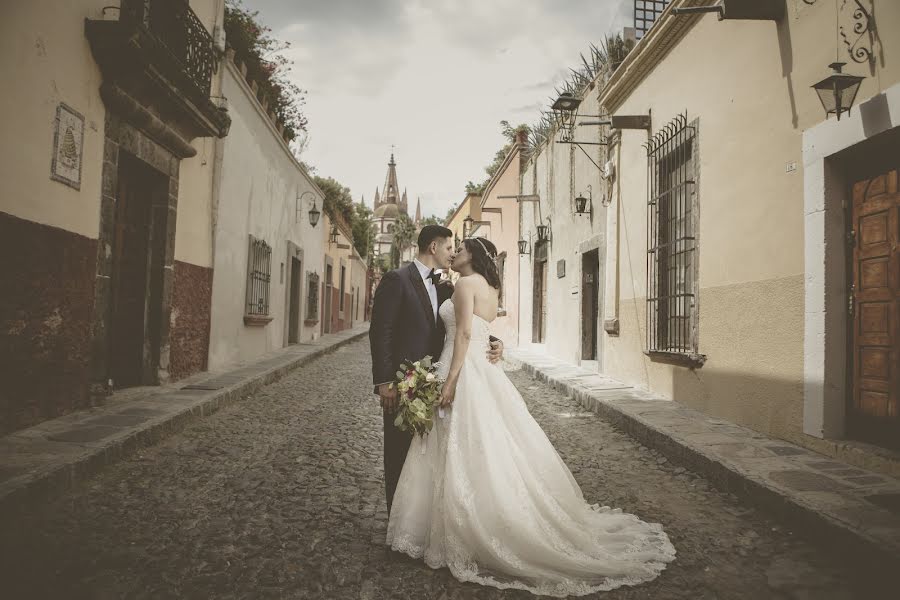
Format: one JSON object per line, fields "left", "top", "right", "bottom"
{"left": 464, "top": 237, "right": 502, "bottom": 293}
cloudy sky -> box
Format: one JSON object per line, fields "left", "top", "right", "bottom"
{"left": 241, "top": 0, "right": 632, "bottom": 219}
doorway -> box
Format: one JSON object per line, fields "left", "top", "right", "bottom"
{"left": 109, "top": 152, "right": 167, "bottom": 388}
{"left": 533, "top": 253, "right": 548, "bottom": 344}
{"left": 288, "top": 257, "right": 302, "bottom": 344}
{"left": 848, "top": 162, "right": 900, "bottom": 450}
{"left": 581, "top": 249, "right": 600, "bottom": 360}
{"left": 323, "top": 263, "right": 333, "bottom": 334}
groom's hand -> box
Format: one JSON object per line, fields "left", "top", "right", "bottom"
{"left": 378, "top": 383, "right": 398, "bottom": 412}
{"left": 487, "top": 339, "right": 504, "bottom": 364}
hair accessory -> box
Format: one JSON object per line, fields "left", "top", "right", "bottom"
{"left": 472, "top": 237, "right": 499, "bottom": 269}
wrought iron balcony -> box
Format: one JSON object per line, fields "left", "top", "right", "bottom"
{"left": 119, "top": 0, "right": 216, "bottom": 95}
{"left": 85, "top": 0, "right": 230, "bottom": 142}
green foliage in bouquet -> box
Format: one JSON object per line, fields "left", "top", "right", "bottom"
{"left": 392, "top": 356, "right": 442, "bottom": 436}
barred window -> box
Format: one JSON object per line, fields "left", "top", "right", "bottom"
{"left": 246, "top": 235, "right": 272, "bottom": 317}
{"left": 306, "top": 272, "right": 320, "bottom": 321}
{"left": 645, "top": 113, "right": 699, "bottom": 358}
{"left": 634, "top": 0, "right": 670, "bottom": 40}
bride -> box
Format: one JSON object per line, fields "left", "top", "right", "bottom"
{"left": 386, "top": 236, "right": 676, "bottom": 597}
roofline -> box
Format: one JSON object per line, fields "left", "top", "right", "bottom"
{"left": 481, "top": 141, "right": 522, "bottom": 207}
{"left": 444, "top": 192, "right": 482, "bottom": 225}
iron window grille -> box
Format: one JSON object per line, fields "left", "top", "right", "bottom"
{"left": 634, "top": 0, "right": 671, "bottom": 40}
{"left": 644, "top": 113, "right": 701, "bottom": 360}
{"left": 246, "top": 235, "right": 272, "bottom": 317}
{"left": 306, "top": 272, "right": 320, "bottom": 321}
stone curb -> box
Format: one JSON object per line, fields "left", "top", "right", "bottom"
{"left": 0, "top": 326, "right": 369, "bottom": 519}
{"left": 516, "top": 357, "right": 900, "bottom": 569}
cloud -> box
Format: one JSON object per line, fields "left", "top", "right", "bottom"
{"left": 239, "top": 0, "right": 635, "bottom": 219}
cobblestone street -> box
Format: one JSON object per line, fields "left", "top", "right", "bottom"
{"left": 0, "top": 340, "right": 881, "bottom": 599}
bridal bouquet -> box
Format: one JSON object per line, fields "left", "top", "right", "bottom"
{"left": 392, "top": 356, "right": 443, "bottom": 436}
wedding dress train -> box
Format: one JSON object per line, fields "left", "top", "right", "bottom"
{"left": 386, "top": 299, "right": 675, "bottom": 597}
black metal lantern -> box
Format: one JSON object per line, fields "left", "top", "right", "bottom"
{"left": 329, "top": 224, "right": 338, "bottom": 244}
{"left": 463, "top": 215, "right": 474, "bottom": 238}
{"left": 574, "top": 185, "right": 592, "bottom": 216}
{"left": 518, "top": 239, "right": 529, "bottom": 255}
{"left": 308, "top": 199, "right": 321, "bottom": 227}
{"left": 552, "top": 91, "right": 581, "bottom": 112}
{"left": 812, "top": 62, "right": 864, "bottom": 121}
{"left": 536, "top": 224, "right": 549, "bottom": 242}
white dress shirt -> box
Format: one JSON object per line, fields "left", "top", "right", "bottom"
{"left": 413, "top": 258, "right": 439, "bottom": 322}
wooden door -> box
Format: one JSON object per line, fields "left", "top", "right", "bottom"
{"left": 849, "top": 166, "right": 900, "bottom": 450}
{"left": 110, "top": 155, "right": 153, "bottom": 387}
{"left": 288, "top": 258, "right": 301, "bottom": 343}
{"left": 323, "top": 264, "right": 333, "bottom": 334}
{"left": 538, "top": 261, "right": 548, "bottom": 343}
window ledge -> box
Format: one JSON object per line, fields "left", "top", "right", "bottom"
{"left": 244, "top": 314, "right": 274, "bottom": 327}
{"left": 646, "top": 351, "right": 706, "bottom": 369}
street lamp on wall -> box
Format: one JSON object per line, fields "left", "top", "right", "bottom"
{"left": 574, "top": 185, "right": 592, "bottom": 217}
{"left": 328, "top": 224, "right": 338, "bottom": 245}
{"left": 463, "top": 215, "right": 474, "bottom": 238}
{"left": 518, "top": 238, "right": 530, "bottom": 255}
{"left": 297, "top": 190, "right": 320, "bottom": 226}
{"left": 812, "top": 62, "right": 864, "bottom": 121}
{"left": 536, "top": 217, "right": 551, "bottom": 244}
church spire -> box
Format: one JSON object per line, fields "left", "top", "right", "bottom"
{"left": 414, "top": 197, "right": 422, "bottom": 225}
{"left": 374, "top": 187, "right": 380, "bottom": 208}
{"left": 400, "top": 188, "right": 408, "bottom": 215}
{"left": 381, "top": 153, "right": 401, "bottom": 208}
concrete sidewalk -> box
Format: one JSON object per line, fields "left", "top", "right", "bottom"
{"left": 510, "top": 347, "right": 900, "bottom": 565}
{"left": 0, "top": 324, "right": 369, "bottom": 516}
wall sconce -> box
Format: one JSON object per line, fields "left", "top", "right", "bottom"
{"left": 463, "top": 215, "right": 474, "bottom": 238}
{"left": 536, "top": 217, "right": 552, "bottom": 243}
{"left": 518, "top": 238, "right": 530, "bottom": 255}
{"left": 328, "top": 224, "right": 338, "bottom": 245}
{"left": 574, "top": 185, "right": 592, "bottom": 216}
{"left": 812, "top": 62, "right": 864, "bottom": 121}
{"left": 552, "top": 91, "right": 581, "bottom": 112}
{"left": 297, "top": 190, "right": 320, "bottom": 227}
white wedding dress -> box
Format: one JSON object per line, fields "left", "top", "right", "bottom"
{"left": 386, "top": 299, "right": 676, "bottom": 597}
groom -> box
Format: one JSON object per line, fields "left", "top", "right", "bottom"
{"left": 369, "top": 224, "right": 503, "bottom": 513}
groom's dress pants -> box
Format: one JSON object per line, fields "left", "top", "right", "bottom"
{"left": 383, "top": 408, "right": 413, "bottom": 514}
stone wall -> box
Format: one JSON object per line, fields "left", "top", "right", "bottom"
{"left": 0, "top": 211, "right": 96, "bottom": 434}
{"left": 168, "top": 261, "right": 213, "bottom": 380}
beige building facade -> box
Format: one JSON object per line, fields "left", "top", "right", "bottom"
{"left": 207, "top": 56, "right": 325, "bottom": 371}
{"left": 0, "top": 0, "right": 230, "bottom": 434}
{"left": 518, "top": 0, "right": 900, "bottom": 467}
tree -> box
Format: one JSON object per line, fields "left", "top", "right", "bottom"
{"left": 389, "top": 213, "right": 417, "bottom": 269}
{"left": 420, "top": 216, "right": 442, "bottom": 228}
{"left": 444, "top": 203, "right": 459, "bottom": 223}
{"left": 352, "top": 202, "right": 375, "bottom": 259}
{"left": 466, "top": 121, "right": 530, "bottom": 194}
{"left": 313, "top": 176, "right": 353, "bottom": 222}
{"left": 224, "top": 0, "right": 308, "bottom": 139}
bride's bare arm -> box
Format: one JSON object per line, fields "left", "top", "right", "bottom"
{"left": 440, "top": 278, "right": 475, "bottom": 407}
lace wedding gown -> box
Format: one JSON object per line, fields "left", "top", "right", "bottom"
{"left": 386, "top": 299, "right": 676, "bottom": 597}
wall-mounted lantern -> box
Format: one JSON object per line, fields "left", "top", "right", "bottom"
{"left": 328, "top": 224, "right": 338, "bottom": 245}
{"left": 812, "top": 62, "right": 865, "bottom": 121}
{"left": 536, "top": 217, "right": 552, "bottom": 244}
{"left": 518, "top": 238, "right": 530, "bottom": 255}
{"left": 574, "top": 185, "right": 593, "bottom": 216}
{"left": 297, "top": 190, "right": 320, "bottom": 227}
